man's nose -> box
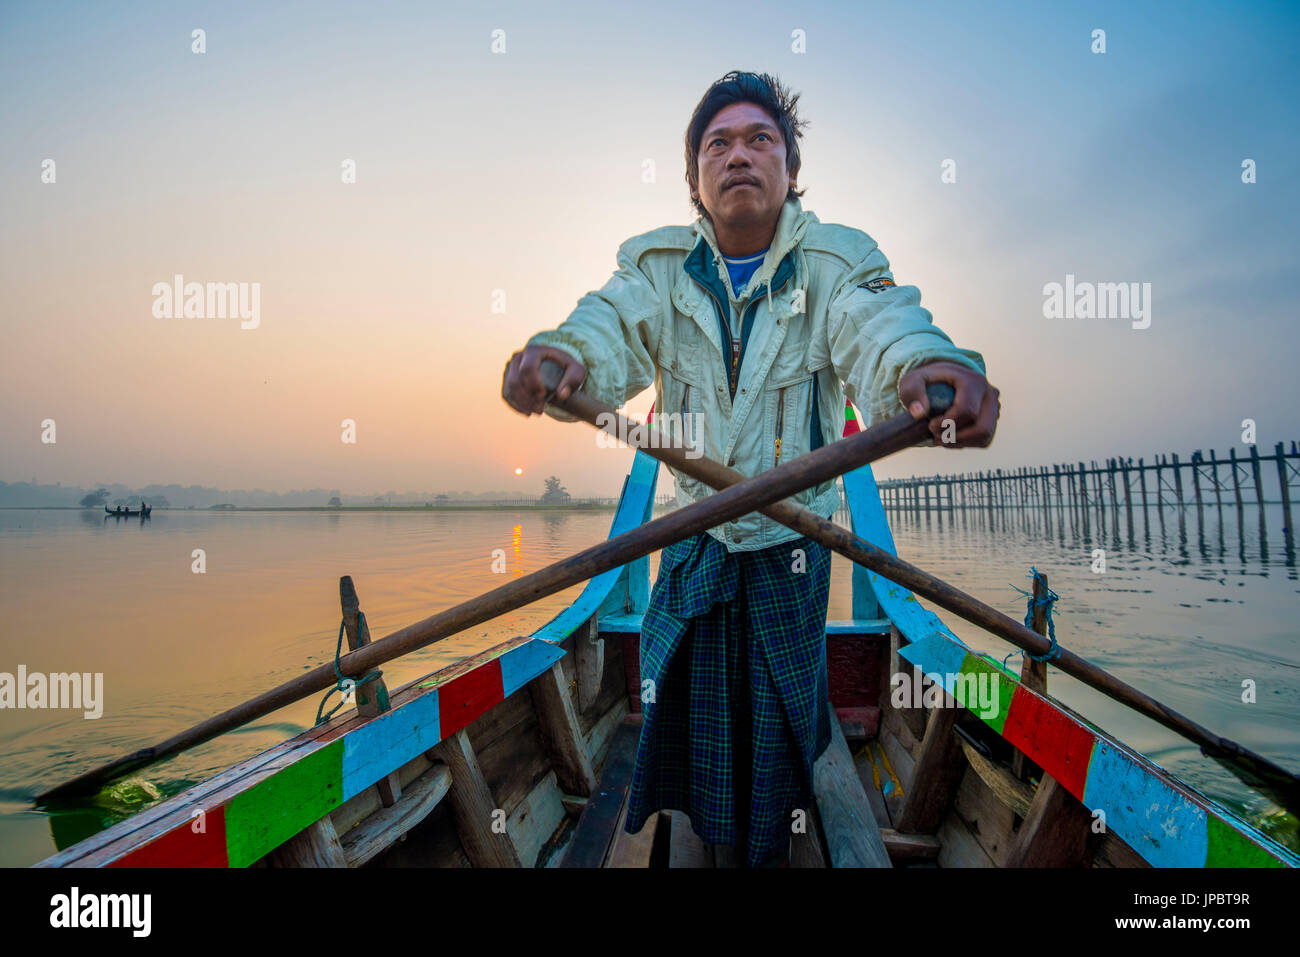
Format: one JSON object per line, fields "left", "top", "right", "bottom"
{"left": 726, "top": 147, "right": 753, "bottom": 167}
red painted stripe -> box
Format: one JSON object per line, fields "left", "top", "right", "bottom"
{"left": 108, "top": 805, "right": 229, "bottom": 868}
{"left": 437, "top": 658, "right": 505, "bottom": 738}
{"left": 1001, "top": 689, "right": 1095, "bottom": 799}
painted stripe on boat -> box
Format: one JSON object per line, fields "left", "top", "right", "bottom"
{"left": 224, "top": 738, "right": 345, "bottom": 869}
{"left": 1083, "top": 737, "right": 1208, "bottom": 867}
{"left": 1001, "top": 677, "right": 1096, "bottom": 799}
{"left": 901, "top": 629, "right": 1299, "bottom": 868}
{"left": 499, "top": 638, "right": 568, "bottom": 697}
{"left": 341, "top": 689, "right": 442, "bottom": 802}
{"left": 107, "top": 805, "right": 229, "bottom": 868}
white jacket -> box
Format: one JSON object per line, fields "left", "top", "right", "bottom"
{"left": 527, "top": 196, "right": 985, "bottom": 552}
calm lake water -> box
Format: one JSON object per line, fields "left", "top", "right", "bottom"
{"left": 1, "top": 491, "right": 1296, "bottom": 865}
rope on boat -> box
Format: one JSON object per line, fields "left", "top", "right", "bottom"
{"left": 1002, "top": 567, "right": 1062, "bottom": 671}
{"left": 314, "top": 611, "right": 384, "bottom": 726}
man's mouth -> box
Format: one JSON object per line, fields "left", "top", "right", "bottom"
{"left": 725, "top": 179, "right": 758, "bottom": 191}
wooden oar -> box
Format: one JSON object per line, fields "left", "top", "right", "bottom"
{"left": 538, "top": 359, "right": 1300, "bottom": 816}
{"left": 34, "top": 380, "right": 953, "bottom": 804}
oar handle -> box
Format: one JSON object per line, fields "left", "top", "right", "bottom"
{"left": 538, "top": 357, "right": 956, "bottom": 417}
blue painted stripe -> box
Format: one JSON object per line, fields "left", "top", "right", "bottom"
{"left": 596, "top": 613, "right": 642, "bottom": 633}
{"left": 498, "top": 638, "right": 568, "bottom": 698}
{"left": 841, "top": 466, "right": 968, "bottom": 653}
{"left": 898, "top": 630, "right": 970, "bottom": 695}
{"left": 340, "top": 690, "right": 442, "bottom": 801}
{"left": 1082, "top": 737, "right": 1209, "bottom": 867}
{"left": 825, "top": 619, "right": 891, "bottom": 634}
{"left": 528, "top": 452, "right": 659, "bottom": 645}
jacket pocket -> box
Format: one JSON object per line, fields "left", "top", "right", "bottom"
{"left": 664, "top": 363, "right": 706, "bottom": 495}
{"left": 766, "top": 369, "right": 810, "bottom": 471}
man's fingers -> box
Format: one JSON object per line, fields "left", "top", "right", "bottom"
{"left": 897, "top": 375, "right": 931, "bottom": 420}
{"left": 950, "top": 388, "right": 1001, "bottom": 448}
{"left": 939, "top": 376, "right": 983, "bottom": 429}
{"left": 502, "top": 353, "right": 532, "bottom": 416}
{"left": 556, "top": 362, "right": 585, "bottom": 401}
{"left": 516, "top": 349, "right": 548, "bottom": 413}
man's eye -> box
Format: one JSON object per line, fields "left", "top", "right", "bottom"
{"left": 710, "top": 138, "right": 725, "bottom": 148}
{"left": 756, "top": 133, "right": 772, "bottom": 142}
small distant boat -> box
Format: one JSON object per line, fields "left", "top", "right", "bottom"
{"left": 104, "top": 505, "right": 151, "bottom": 517}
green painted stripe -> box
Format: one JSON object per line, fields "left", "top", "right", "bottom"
{"left": 1205, "top": 813, "right": 1289, "bottom": 868}
{"left": 955, "top": 652, "right": 1018, "bottom": 735}
{"left": 224, "top": 739, "right": 344, "bottom": 868}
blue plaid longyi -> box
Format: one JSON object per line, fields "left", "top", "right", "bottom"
{"left": 623, "top": 529, "right": 834, "bottom": 867}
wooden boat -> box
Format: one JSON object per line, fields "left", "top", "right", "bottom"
{"left": 104, "top": 505, "right": 151, "bottom": 517}
{"left": 42, "top": 436, "right": 1299, "bottom": 869}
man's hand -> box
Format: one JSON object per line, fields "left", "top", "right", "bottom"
{"left": 502, "top": 344, "right": 588, "bottom": 416}
{"left": 897, "top": 360, "right": 1000, "bottom": 448}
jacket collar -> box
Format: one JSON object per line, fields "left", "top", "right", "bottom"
{"left": 689, "top": 195, "right": 814, "bottom": 299}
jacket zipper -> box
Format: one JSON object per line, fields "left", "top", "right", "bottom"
{"left": 774, "top": 386, "right": 786, "bottom": 466}
{"left": 695, "top": 282, "right": 733, "bottom": 395}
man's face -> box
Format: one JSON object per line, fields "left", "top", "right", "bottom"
{"left": 694, "top": 101, "right": 795, "bottom": 229}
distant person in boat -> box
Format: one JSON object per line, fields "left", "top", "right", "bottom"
{"left": 503, "top": 71, "right": 1000, "bottom": 868}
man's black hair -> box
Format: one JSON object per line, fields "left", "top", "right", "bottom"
{"left": 684, "top": 71, "right": 808, "bottom": 220}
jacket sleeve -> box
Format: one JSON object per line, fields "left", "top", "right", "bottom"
{"left": 525, "top": 238, "right": 663, "bottom": 424}
{"left": 826, "top": 244, "right": 986, "bottom": 426}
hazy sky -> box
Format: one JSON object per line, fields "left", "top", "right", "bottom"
{"left": 2, "top": 0, "right": 1296, "bottom": 497}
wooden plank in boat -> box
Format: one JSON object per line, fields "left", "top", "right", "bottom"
{"left": 879, "top": 723, "right": 916, "bottom": 798}
{"left": 666, "top": 810, "right": 713, "bottom": 868}
{"left": 620, "top": 634, "right": 643, "bottom": 714}
{"left": 606, "top": 797, "right": 658, "bottom": 868}
{"left": 587, "top": 698, "right": 630, "bottom": 773}
{"left": 560, "top": 716, "right": 640, "bottom": 867}
{"left": 882, "top": 696, "right": 922, "bottom": 758}
{"left": 471, "top": 690, "right": 554, "bottom": 817}
{"left": 340, "top": 762, "right": 452, "bottom": 868}
{"left": 529, "top": 662, "right": 597, "bottom": 796}
{"left": 269, "top": 815, "right": 348, "bottom": 868}
{"left": 430, "top": 728, "right": 520, "bottom": 867}
{"left": 506, "top": 768, "right": 569, "bottom": 867}
{"left": 852, "top": 747, "right": 893, "bottom": 828}
{"left": 957, "top": 738, "right": 1033, "bottom": 819}
{"left": 574, "top": 615, "right": 604, "bottom": 714}
{"left": 368, "top": 796, "right": 470, "bottom": 868}
{"left": 812, "top": 701, "right": 892, "bottom": 868}
{"left": 937, "top": 810, "right": 996, "bottom": 868}
{"left": 880, "top": 828, "right": 941, "bottom": 862}
{"left": 1005, "top": 775, "right": 1093, "bottom": 868}
{"left": 896, "top": 705, "right": 965, "bottom": 834}
{"left": 581, "top": 630, "right": 627, "bottom": 737}
{"left": 790, "top": 802, "right": 828, "bottom": 868}
{"left": 950, "top": 763, "right": 1017, "bottom": 867}
{"left": 1094, "top": 829, "right": 1153, "bottom": 868}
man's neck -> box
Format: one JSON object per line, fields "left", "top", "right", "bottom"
{"left": 711, "top": 213, "right": 779, "bottom": 258}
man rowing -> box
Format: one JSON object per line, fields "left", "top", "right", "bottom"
{"left": 502, "top": 71, "right": 1000, "bottom": 867}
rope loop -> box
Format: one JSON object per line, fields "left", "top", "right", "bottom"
{"left": 1004, "top": 566, "right": 1062, "bottom": 668}
{"left": 315, "top": 611, "right": 384, "bottom": 726}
